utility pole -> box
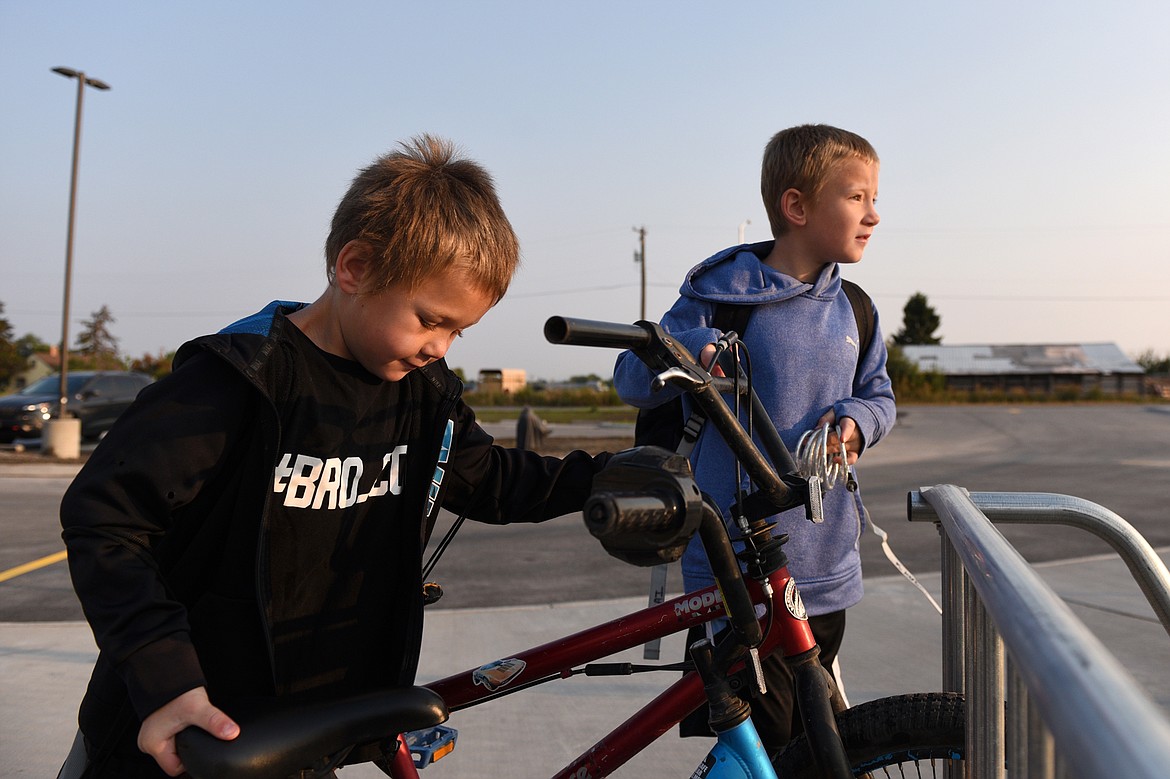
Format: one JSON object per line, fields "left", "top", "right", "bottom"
{"left": 633, "top": 225, "right": 646, "bottom": 320}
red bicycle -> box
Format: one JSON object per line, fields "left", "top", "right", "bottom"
{"left": 177, "top": 316, "right": 964, "bottom": 778}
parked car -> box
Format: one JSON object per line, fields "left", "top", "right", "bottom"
{"left": 0, "top": 371, "right": 154, "bottom": 443}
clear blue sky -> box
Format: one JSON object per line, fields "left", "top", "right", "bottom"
{"left": 3, "top": 1, "right": 1169, "bottom": 381}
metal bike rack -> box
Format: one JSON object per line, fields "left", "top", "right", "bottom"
{"left": 909, "top": 486, "right": 1170, "bottom": 779}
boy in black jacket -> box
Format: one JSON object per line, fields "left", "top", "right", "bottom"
{"left": 59, "top": 135, "right": 609, "bottom": 777}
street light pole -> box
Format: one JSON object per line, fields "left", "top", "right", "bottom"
{"left": 51, "top": 67, "right": 109, "bottom": 421}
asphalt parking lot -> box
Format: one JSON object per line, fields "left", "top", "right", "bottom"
{"left": 3, "top": 404, "right": 1169, "bottom": 776}
{"left": 7, "top": 404, "right": 1170, "bottom": 618}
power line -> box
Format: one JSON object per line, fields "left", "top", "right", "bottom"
{"left": 870, "top": 292, "right": 1170, "bottom": 303}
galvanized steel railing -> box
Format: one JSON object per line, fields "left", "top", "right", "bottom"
{"left": 908, "top": 485, "right": 1170, "bottom": 779}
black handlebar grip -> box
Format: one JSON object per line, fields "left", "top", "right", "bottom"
{"left": 584, "top": 491, "right": 684, "bottom": 537}
{"left": 544, "top": 316, "right": 653, "bottom": 350}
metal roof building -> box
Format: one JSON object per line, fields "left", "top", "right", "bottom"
{"left": 900, "top": 343, "right": 1145, "bottom": 396}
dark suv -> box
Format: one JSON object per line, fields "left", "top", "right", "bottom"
{"left": 0, "top": 371, "right": 154, "bottom": 443}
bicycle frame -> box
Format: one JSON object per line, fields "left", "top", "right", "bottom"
{"left": 373, "top": 316, "right": 853, "bottom": 778}
{"left": 382, "top": 559, "right": 815, "bottom": 778}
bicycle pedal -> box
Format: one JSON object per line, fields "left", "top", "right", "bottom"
{"left": 748, "top": 648, "right": 767, "bottom": 695}
{"left": 403, "top": 725, "right": 458, "bottom": 768}
{"left": 806, "top": 476, "right": 824, "bottom": 524}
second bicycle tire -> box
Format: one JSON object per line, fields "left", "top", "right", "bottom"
{"left": 772, "top": 691, "right": 965, "bottom": 778}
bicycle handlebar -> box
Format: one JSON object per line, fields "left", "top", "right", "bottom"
{"left": 584, "top": 447, "right": 763, "bottom": 649}
{"left": 543, "top": 316, "right": 653, "bottom": 350}
{"left": 582, "top": 447, "right": 702, "bottom": 567}
{"left": 546, "top": 314, "right": 809, "bottom": 520}
{"left": 585, "top": 492, "right": 685, "bottom": 536}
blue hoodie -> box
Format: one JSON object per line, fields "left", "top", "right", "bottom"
{"left": 612, "top": 242, "right": 896, "bottom": 615}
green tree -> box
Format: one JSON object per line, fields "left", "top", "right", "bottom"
{"left": 0, "top": 302, "right": 31, "bottom": 387}
{"left": 1135, "top": 349, "right": 1170, "bottom": 374}
{"left": 15, "top": 333, "right": 50, "bottom": 358}
{"left": 128, "top": 350, "right": 177, "bottom": 380}
{"left": 892, "top": 292, "right": 942, "bottom": 345}
{"left": 885, "top": 343, "right": 947, "bottom": 401}
{"left": 74, "top": 305, "right": 121, "bottom": 369}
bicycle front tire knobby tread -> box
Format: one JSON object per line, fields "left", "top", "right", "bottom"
{"left": 773, "top": 692, "right": 965, "bottom": 778}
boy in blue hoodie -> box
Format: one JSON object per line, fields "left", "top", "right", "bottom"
{"left": 612, "top": 123, "right": 895, "bottom": 755}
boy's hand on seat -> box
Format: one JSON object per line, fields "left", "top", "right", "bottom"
{"left": 815, "top": 409, "right": 861, "bottom": 465}
{"left": 138, "top": 686, "right": 240, "bottom": 776}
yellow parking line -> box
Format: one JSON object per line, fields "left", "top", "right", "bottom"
{"left": 0, "top": 550, "right": 68, "bottom": 583}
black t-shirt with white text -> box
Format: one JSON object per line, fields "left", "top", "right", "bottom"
{"left": 266, "top": 321, "right": 422, "bottom": 698}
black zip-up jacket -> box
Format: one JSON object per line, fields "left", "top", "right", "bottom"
{"left": 60, "top": 303, "right": 610, "bottom": 765}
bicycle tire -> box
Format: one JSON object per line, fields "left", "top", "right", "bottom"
{"left": 772, "top": 692, "right": 965, "bottom": 778}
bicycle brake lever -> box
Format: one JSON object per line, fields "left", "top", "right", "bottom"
{"left": 652, "top": 366, "right": 706, "bottom": 393}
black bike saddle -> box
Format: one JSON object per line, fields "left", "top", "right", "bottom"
{"left": 175, "top": 686, "right": 448, "bottom": 779}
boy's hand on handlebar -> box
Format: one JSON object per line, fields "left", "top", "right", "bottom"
{"left": 816, "top": 410, "right": 861, "bottom": 465}
{"left": 698, "top": 344, "right": 726, "bottom": 377}
{"left": 138, "top": 686, "right": 240, "bottom": 776}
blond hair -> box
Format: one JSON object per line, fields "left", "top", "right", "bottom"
{"left": 761, "top": 124, "right": 878, "bottom": 237}
{"left": 325, "top": 135, "right": 519, "bottom": 301}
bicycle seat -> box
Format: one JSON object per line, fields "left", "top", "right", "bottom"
{"left": 175, "top": 686, "right": 448, "bottom": 779}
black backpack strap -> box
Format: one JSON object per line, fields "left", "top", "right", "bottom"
{"left": 840, "top": 279, "right": 874, "bottom": 367}
{"left": 712, "top": 301, "right": 753, "bottom": 343}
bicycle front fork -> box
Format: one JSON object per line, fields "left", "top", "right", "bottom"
{"left": 689, "top": 638, "right": 778, "bottom": 779}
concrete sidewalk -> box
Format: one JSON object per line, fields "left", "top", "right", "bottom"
{"left": 5, "top": 551, "right": 1168, "bottom": 778}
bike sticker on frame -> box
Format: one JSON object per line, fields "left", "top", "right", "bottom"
{"left": 472, "top": 658, "right": 527, "bottom": 691}
{"left": 673, "top": 589, "right": 723, "bottom": 620}
{"left": 690, "top": 753, "right": 715, "bottom": 777}
{"left": 784, "top": 578, "right": 808, "bottom": 621}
